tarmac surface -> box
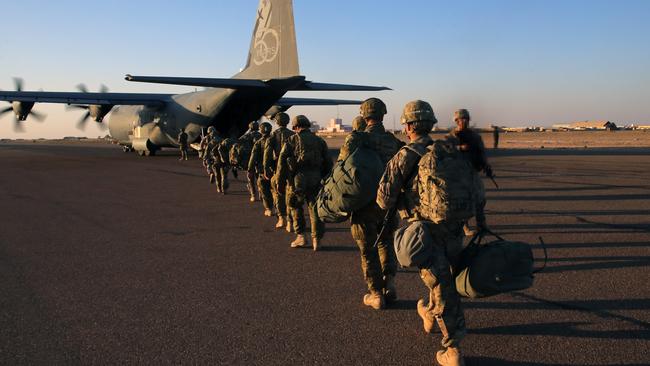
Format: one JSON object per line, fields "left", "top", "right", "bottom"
{"left": 1, "top": 142, "right": 649, "bottom": 365}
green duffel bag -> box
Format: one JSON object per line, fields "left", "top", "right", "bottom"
{"left": 455, "top": 230, "right": 546, "bottom": 298}
{"left": 316, "top": 147, "right": 384, "bottom": 223}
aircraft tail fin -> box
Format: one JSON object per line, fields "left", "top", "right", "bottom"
{"left": 237, "top": 0, "right": 299, "bottom": 79}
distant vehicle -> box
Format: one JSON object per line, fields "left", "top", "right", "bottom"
{"left": 0, "top": 0, "right": 389, "bottom": 156}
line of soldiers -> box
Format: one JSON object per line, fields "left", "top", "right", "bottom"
{"left": 195, "top": 98, "right": 491, "bottom": 366}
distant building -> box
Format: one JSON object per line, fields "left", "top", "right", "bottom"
{"left": 552, "top": 120, "right": 616, "bottom": 130}
{"left": 320, "top": 118, "right": 352, "bottom": 133}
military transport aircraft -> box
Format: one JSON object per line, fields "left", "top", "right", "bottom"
{"left": 0, "top": 0, "right": 389, "bottom": 155}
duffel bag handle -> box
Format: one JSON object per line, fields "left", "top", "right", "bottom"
{"left": 468, "top": 229, "right": 548, "bottom": 275}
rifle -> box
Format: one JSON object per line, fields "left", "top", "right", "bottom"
{"left": 485, "top": 165, "right": 499, "bottom": 189}
{"left": 374, "top": 205, "right": 397, "bottom": 249}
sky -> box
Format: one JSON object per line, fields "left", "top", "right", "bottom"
{"left": 1, "top": 0, "right": 649, "bottom": 138}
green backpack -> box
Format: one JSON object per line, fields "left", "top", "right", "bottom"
{"left": 219, "top": 138, "right": 236, "bottom": 165}
{"left": 316, "top": 146, "right": 384, "bottom": 223}
{"left": 455, "top": 231, "right": 546, "bottom": 298}
{"left": 417, "top": 138, "right": 480, "bottom": 223}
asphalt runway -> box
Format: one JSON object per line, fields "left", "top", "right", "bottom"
{"left": 1, "top": 142, "right": 649, "bottom": 365}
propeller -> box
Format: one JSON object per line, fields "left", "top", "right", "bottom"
{"left": 0, "top": 78, "right": 47, "bottom": 131}
{"left": 67, "top": 84, "right": 112, "bottom": 130}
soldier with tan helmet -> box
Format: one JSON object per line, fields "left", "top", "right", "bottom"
{"left": 249, "top": 122, "right": 275, "bottom": 216}
{"left": 276, "top": 115, "right": 332, "bottom": 250}
{"left": 339, "top": 97, "right": 404, "bottom": 310}
{"left": 451, "top": 109, "right": 491, "bottom": 236}
{"left": 264, "top": 112, "right": 295, "bottom": 232}
{"left": 377, "top": 101, "right": 467, "bottom": 366}
{"left": 240, "top": 121, "right": 263, "bottom": 202}
{"left": 337, "top": 115, "right": 367, "bottom": 161}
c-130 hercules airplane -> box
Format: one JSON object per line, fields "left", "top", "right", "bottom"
{"left": 0, "top": 0, "right": 389, "bottom": 156}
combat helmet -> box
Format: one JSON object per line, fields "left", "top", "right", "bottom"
{"left": 352, "top": 116, "right": 367, "bottom": 132}
{"left": 400, "top": 100, "right": 437, "bottom": 125}
{"left": 360, "top": 97, "right": 387, "bottom": 119}
{"left": 260, "top": 122, "right": 272, "bottom": 135}
{"left": 274, "top": 112, "right": 290, "bottom": 127}
{"left": 292, "top": 115, "right": 311, "bottom": 129}
{"left": 454, "top": 109, "right": 471, "bottom": 121}
{"left": 249, "top": 121, "right": 260, "bottom": 131}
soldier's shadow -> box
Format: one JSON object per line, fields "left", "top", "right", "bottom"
{"left": 386, "top": 299, "right": 418, "bottom": 310}
{"left": 464, "top": 357, "right": 648, "bottom": 366}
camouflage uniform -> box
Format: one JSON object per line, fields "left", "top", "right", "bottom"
{"left": 199, "top": 133, "right": 209, "bottom": 160}
{"left": 341, "top": 98, "right": 404, "bottom": 306}
{"left": 263, "top": 113, "right": 295, "bottom": 230}
{"left": 276, "top": 115, "right": 332, "bottom": 247}
{"left": 203, "top": 128, "right": 219, "bottom": 183}
{"left": 451, "top": 109, "right": 489, "bottom": 230}
{"left": 240, "top": 122, "right": 263, "bottom": 202}
{"left": 248, "top": 123, "right": 274, "bottom": 214}
{"left": 212, "top": 136, "right": 233, "bottom": 194}
{"left": 377, "top": 100, "right": 466, "bottom": 365}
{"left": 177, "top": 130, "right": 189, "bottom": 161}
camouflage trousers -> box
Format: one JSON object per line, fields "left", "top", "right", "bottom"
{"left": 287, "top": 171, "right": 324, "bottom": 239}
{"left": 350, "top": 202, "right": 398, "bottom": 294}
{"left": 257, "top": 176, "right": 273, "bottom": 211}
{"left": 271, "top": 174, "right": 289, "bottom": 218}
{"left": 246, "top": 170, "right": 258, "bottom": 200}
{"left": 419, "top": 220, "right": 466, "bottom": 348}
{"left": 211, "top": 163, "right": 229, "bottom": 193}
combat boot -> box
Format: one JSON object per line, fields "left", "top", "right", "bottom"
{"left": 286, "top": 219, "right": 293, "bottom": 233}
{"left": 249, "top": 194, "right": 256, "bottom": 203}
{"left": 384, "top": 275, "right": 397, "bottom": 303}
{"left": 436, "top": 347, "right": 465, "bottom": 366}
{"left": 264, "top": 209, "right": 273, "bottom": 217}
{"left": 275, "top": 216, "right": 285, "bottom": 229}
{"left": 312, "top": 237, "right": 320, "bottom": 251}
{"left": 362, "top": 292, "right": 385, "bottom": 310}
{"left": 416, "top": 298, "right": 435, "bottom": 333}
{"left": 290, "top": 234, "right": 306, "bottom": 248}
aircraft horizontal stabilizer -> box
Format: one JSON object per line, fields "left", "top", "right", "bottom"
{"left": 125, "top": 75, "right": 270, "bottom": 89}
{"left": 276, "top": 97, "right": 362, "bottom": 106}
{"left": 292, "top": 81, "right": 391, "bottom": 91}
{"left": 125, "top": 75, "right": 391, "bottom": 92}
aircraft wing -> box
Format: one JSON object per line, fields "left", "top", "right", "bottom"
{"left": 0, "top": 91, "right": 172, "bottom": 106}
{"left": 277, "top": 97, "right": 363, "bottom": 106}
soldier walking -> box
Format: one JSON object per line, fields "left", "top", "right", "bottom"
{"left": 177, "top": 128, "right": 189, "bottom": 161}
{"left": 492, "top": 125, "right": 500, "bottom": 149}
{"left": 276, "top": 115, "right": 332, "bottom": 251}
{"left": 339, "top": 98, "right": 404, "bottom": 310}
{"left": 451, "top": 109, "right": 492, "bottom": 236}
{"left": 377, "top": 100, "right": 469, "bottom": 366}
{"left": 240, "top": 121, "right": 263, "bottom": 202}
{"left": 248, "top": 122, "right": 274, "bottom": 216}
{"left": 263, "top": 113, "right": 295, "bottom": 232}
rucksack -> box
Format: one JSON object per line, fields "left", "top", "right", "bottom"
{"left": 455, "top": 231, "right": 547, "bottom": 298}
{"left": 316, "top": 146, "right": 384, "bottom": 223}
{"left": 219, "top": 138, "right": 236, "bottom": 165}
{"left": 229, "top": 133, "right": 257, "bottom": 168}
{"left": 417, "top": 138, "right": 480, "bottom": 223}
